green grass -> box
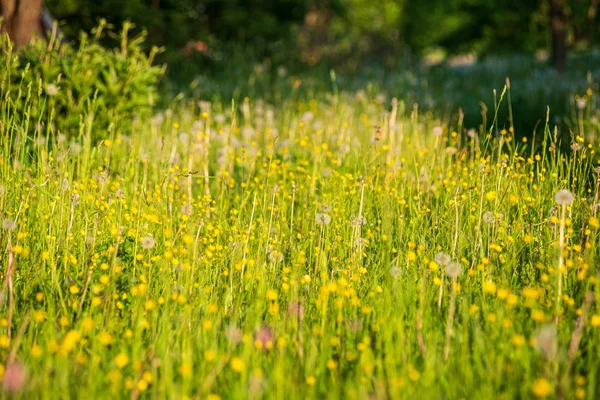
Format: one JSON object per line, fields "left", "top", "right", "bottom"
{"left": 1, "top": 54, "right": 600, "bottom": 399}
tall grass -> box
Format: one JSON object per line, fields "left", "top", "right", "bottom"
{"left": 1, "top": 43, "right": 600, "bottom": 399}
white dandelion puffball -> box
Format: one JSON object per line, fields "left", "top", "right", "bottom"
{"left": 2, "top": 218, "right": 17, "bottom": 231}
{"left": 388, "top": 265, "right": 402, "bottom": 278}
{"left": 554, "top": 189, "right": 574, "bottom": 206}
{"left": 482, "top": 211, "right": 496, "bottom": 224}
{"left": 45, "top": 84, "right": 59, "bottom": 96}
{"left": 435, "top": 251, "right": 451, "bottom": 266}
{"left": 315, "top": 213, "right": 331, "bottom": 226}
{"left": 141, "top": 236, "right": 156, "bottom": 250}
{"left": 445, "top": 261, "right": 463, "bottom": 278}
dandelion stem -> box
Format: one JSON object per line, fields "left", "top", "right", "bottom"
{"left": 556, "top": 204, "right": 566, "bottom": 321}
{"left": 443, "top": 276, "right": 458, "bottom": 360}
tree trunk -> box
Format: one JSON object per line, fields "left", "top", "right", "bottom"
{"left": 1, "top": 0, "right": 44, "bottom": 48}
{"left": 549, "top": 0, "right": 567, "bottom": 73}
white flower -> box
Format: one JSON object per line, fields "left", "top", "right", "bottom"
{"left": 141, "top": 236, "right": 156, "bottom": 250}
{"left": 181, "top": 204, "right": 193, "bottom": 216}
{"left": 433, "top": 126, "right": 443, "bottom": 136}
{"left": 576, "top": 98, "right": 587, "bottom": 110}
{"left": 554, "top": 189, "right": 574, "bottom": 206}
{"left": 534, "top": 325, "right": 557, "bottom": 360}
{"left": 315, "top": 213, "right": 331, "bottom": 225}
{"left": 435, "top": 251, "right": 451, "bottom": 266}
{"left": 2, "top": 218, "right": 16, "bottom": 231}
{"left": 482, "top": 211, "right": 496, "bottom": 224}
{"left": 388, "top": 265, "right": 402, "bottom": 278}
{"left": 268, "top": 250, "right": 283, "bottom": 263}
{"left": 45, "top": 84, "right": 59, "bottom": 96}
{"left": 445, "top": 261, "right": 463, "bottom": 278}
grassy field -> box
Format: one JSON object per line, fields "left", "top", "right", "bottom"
{"left": 2, "top": 50, "right": 600, "bottom": 399}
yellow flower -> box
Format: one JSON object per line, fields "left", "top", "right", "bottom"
{"left": 144, "top": 300, "right": 156, "bottom": 311}
{"left": 99, "top": 332, "right": 113, "bottom": 346}
{"left": 230, "top": 357, "right": 245, "bottom": 373}
{"left": 482, "top": 280, "right": 496, "bottom": 295}
{"left": 31, "top": 344, "right": 43, "bottom": 358}
{"left": 532, "top": 378, "right": 552, "bottom": 398}
{"left": 82, "top": 317, "right": 94, "bottom": 333}
{"left": 266, "top": 289, "right": 278, "bottom": 301}
{"left": 137, "top": 379, "right": 148, "bottom": 392}
{"left": 511, "top": 335, "right": 525, "bottom": 347}
{"left": 305, "top": 376, "right": 316, "bottom": 386}
{"left": 69, "top": 285, "right": 80, "bottom": 295}
{"left": 591, "top": 315, "right": 600, "bottom": 327}
{"left": 179, "top": 362, "right": 192, "bottom": 377}
{"left": 114, "top": 353, "right": 129, "bottom": 368}
{"left": 485, "top": 191, "right": 497, "bottom": 201}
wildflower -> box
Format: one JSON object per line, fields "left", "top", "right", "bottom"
{"left": 287, "top": 302, "right": 305, "bottom": 320}
{"left": 534, "top": 325, "right": 557, "bottom": 360}
{"left": 511, "top": 335, "right": 525, "bottom": 347}
{"left": 45, "top": 84, "right": 59, "bottom": 96}
{"left": 114, "top": 353, "right": 129, "bottom": 368}
{"left": 181, "top": 204, "right": 193, "bottom": 216}
{"left": 532, "top": 378, "right": 552, "bottom": 398}
{"left": 445, "top": 261, "right": 463, "bottom": 278}
{"left": 576, "top": 98, "right": 587, "bottom": 110}
{"left": 254, "top": 325, "right": 274, "bottom": 350}
{"left": 230, "top": 357, "right": 245, "bottom": 373}
{"left": 433, "top": 126, "right": 443, "bottom": 136}
{"left": 268, "top": 249, "right": 283, "bottom": 263}
{"left": 351, "top": 215, "right": 367, "bottom": 226}
{"left": 435, "top": 252, "right": 451, "bottom": 266}
{"left": 554, "top": 189, "right": 574, "bottom": 206}
{"left": 141, "top": 236, "right": 156, "bottom": 250}
{"left": 315, "top": 213, "right": 331, "bottom": 226}
{"left": 2, "top": 361, "right": 27, "bottom": 393}
{"left": 388, "top": 265, "right": 402, "bottom": 278}
{"left": 571, "top": 143, "right": 583, "bottom": 151}
{"left": 2, "top": 219, "right": 16, "bottom": 231}
{"left": 485, "top": 191, "right": 497, "bottom": 201}
{"left": 226, "top": 325, "right": 243, "bottom": 345}
{"left": 482, "top": 212, "right": 496, "bottom": 224}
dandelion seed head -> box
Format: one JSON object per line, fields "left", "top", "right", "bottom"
{"left": 554, "top": 189, "right": 574, "bottom": 206}
{"left": 2, "top": 218, "right": 16, "bottom": 231}
{"left": 141, "top": 236, "right": 156, "bottom": 250}
{"left": 315, "top": 213, "right": 331, "bottom": 225}
{"left": 45, "top": 84, "right": 59, "bottom": 96}
{"left": 534, "top": 324, "right": 557, "bottom": 360}
{"left": 181, "top": 204, "right": 193, "bottom": 216}
{"left": 268, "top": 249, "right": 283, "bottom": 263}
{"left": 435, "top": 251, "right": 451, "bottom": 266}
{"left": 482, "top": 211, "right": 496, "bottom": 224}
{"left": 445, "top": 261, "right": 463, "bottom": 278}
{"left": 388, "top": 265, "right": 402, "bottom": 278}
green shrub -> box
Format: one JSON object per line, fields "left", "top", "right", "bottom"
{"left": 0, "top": 20, "right": 164, "bottom": 142}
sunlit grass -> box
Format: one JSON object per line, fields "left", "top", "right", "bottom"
{"left": 1, "top": 68, "right": 600, "bottom": 399}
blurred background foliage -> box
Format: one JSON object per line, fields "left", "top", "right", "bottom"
{"left": 39, "top": 0, "right": 600, "bottom": 136}
{"left": 44, "top": 0, "right": 600, "bottom": 72}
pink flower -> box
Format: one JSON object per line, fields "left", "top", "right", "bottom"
{"left": 3, "top": 361, "right": 27, "bottom": 393}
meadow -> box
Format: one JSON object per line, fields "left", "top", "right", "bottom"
{"left": 2, "top": 30, "right": 600, "bottom": 400}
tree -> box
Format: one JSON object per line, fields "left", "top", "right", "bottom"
{"left": 0, "top": 0, "right": 45, "bottom": 48}
{"left": 549, "top": 0, "right": 567, "bottom": 72}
